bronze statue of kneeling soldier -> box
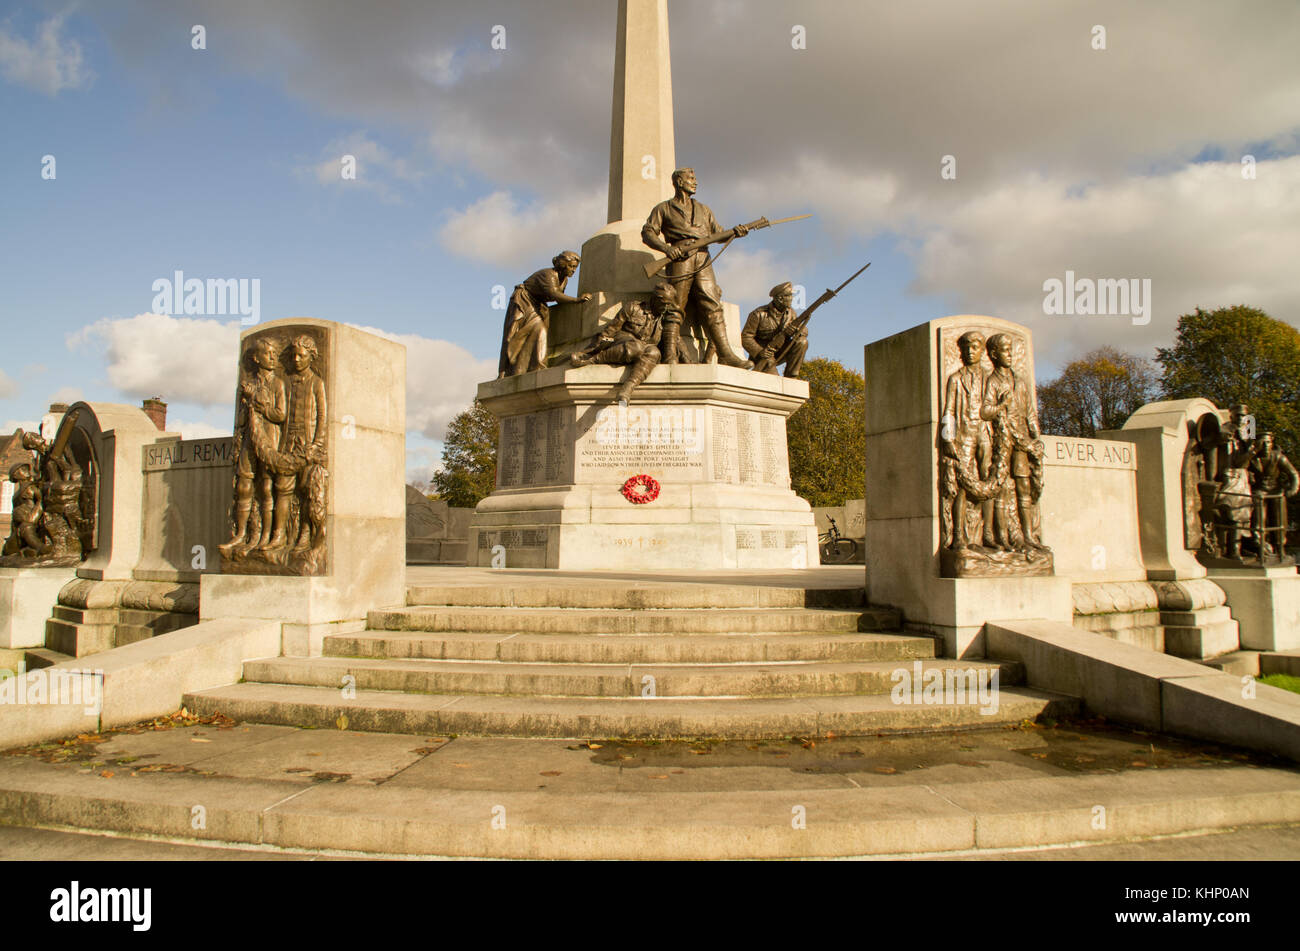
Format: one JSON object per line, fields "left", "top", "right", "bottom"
{"left": 743, "top": 282, "right": 808, "bottom": 378}
{"left": 569, "top": 281, "right": 681, "bottom": 405}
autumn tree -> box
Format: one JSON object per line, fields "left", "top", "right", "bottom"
{"left": 430, "top": 400, "right": 498, "bottom": 508}
{"left": 1156, "top": 306, "right": 1300, "bottom": 455}
{"left": 1036, "top": 346, "right": 1160, "bottom": 438}
{"left": 786, "top": 357, "right": 866, "bottom": 507}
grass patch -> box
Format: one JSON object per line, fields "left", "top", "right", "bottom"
{"left": 1259, "top": 673, "right": 1300, "bottom": 695}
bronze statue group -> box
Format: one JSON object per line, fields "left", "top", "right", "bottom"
{"left": 496, "top": 167, "right": 828, "bottom": 406}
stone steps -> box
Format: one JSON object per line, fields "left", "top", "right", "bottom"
{"left": 241, "top": 655, "right": 1018, "bottom": 699}
{"left": 367, "top": 605, "right": 892, "bottom": 635}
{"left": 182, "top": 681, "right": 1076, "bottom": 739}
{"left": 324, "top": 629, "right": 938, "bottom": 664}
{"left": 405, "top": 582, "right": 866, "bottom": 610}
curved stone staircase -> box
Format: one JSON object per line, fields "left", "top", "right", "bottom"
{"left": 184, "top": 580, "right": 1078, "bottom": 738}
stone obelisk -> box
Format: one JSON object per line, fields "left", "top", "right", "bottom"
{"left": 573, "top": 0, "right": 676, "bottom": 307}
{"left": 606, "top": 0, "right": 675, "bottom": 225}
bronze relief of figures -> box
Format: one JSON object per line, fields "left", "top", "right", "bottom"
{"left": 1, "top": 410, "right": 94, "bottom": 568}
{"left": 219, "top": 330, "right": 330, "bottom": 576}
{"left": 938, "top": 328, "right": 1052, "bottom": 578}
{"left": 498, "top": 251, "right": 592, "bottom": 378}
{"left": 1187, "top": 403, "right": 1298, "bottom": 566}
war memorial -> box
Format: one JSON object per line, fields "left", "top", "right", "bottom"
{"left": 0, "top": 1, "right": 1297, "bottom": 867}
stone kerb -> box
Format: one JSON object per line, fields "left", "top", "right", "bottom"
{"left": 200, "top": 319, "right": 406, "bottom": 655}
{"left": 863, "top": 316, "right": 1071, "bottom": 658}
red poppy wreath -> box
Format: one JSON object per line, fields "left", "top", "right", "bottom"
{"left": 621, "top": 474, "right": 660, "bottom": 504}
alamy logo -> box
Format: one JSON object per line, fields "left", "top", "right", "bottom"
{"left": 0, "top": 663, "right": 102, "bottom": 715}
{"left": 594, "top": 405, "right": 704, "bottom": 452}
{"left": 50, "top": 882, "right": 151, "bottom": 931}
{"left": 889, "top": 661, "right": 1000, "bottom": 715}
{"left": 151, "top": 270, "right": 260, "bottom": 325}
{"left": 1042, "top": 270, "right": 1151, "bottom": 326}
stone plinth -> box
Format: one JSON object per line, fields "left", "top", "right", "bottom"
{"left": 864, "top": 317, "right": 1071, "bottom": 658}
{"left": 1209, "top": 566, "right": 1300, "bottom": 652}
{"left": 72, "top": 402, "right": 181, "bottom": 582}
{"left": 1105, "top": 398, "right": 1222, "bottom": 581}
{"left": 469, "top": 364, "right": 816, "bottom": 571}
{"left": 202, "top": 319, "right": 406, "bottom": 655}
{"left": 0, "top": 566, "right": 77, "bottom": 649}
{"left": 1038, "top": 434, "right": 1145, "bottom": 583}
{"left": 136, "top": 436, "right": 235, "bottom": 583}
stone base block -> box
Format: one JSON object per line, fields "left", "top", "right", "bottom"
{"left": 1073, "top": 610, "right": 1164, "bottom": 652}
{"left": 471, "top": 364, "right": 815, "bottom": 572}
{"left": 0, "top": 567, "right": 77, "bottom": 649}
{"left": 902, "top": 576, "right": 1074, "bottom": 659}
{"left": 1211, "top": 567, "right": 1300, "bottom": 651}
{"left": 282, "top": 619, "right": 367, "bottom": 658}
{"left": 1161, "top": 605, "right": 1240, "bottom": 660}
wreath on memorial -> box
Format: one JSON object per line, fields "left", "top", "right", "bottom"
{"left": 621, "top": 474, "right": 660, "bottom": 504}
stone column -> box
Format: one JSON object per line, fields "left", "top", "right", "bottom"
{"left": 201, "top": 319, "right": 406, "bottom": 656}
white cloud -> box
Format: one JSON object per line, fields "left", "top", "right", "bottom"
{"left": 0, "top": 369, "right": 17, "bottom": 400}
{"left": 68, "top": 314, "right": 491, "bottom": 442}
{"left": 713, "top": 248, "right": 782, "bottom": 308}
{"left": 349, "top": 324, "right": 496, "bottom": 441}
{"left": 0, "top": 14, "right": 92, "bottom": 95}
{"left": 168, "top": 418, "right": 232, "bottom": 440}
{"left": 2, "top": 419, "right": 37, "bottom": 435}
{"left": 405, "top": 443, "right": 443, "bottom": 489}
{"left": 47, "top": 386, "right": 82, "bottom": 406}
{"left": 67, "top": 313, "right": 240, "bottom": 408}
{"left": 437, "top": 189, "right": 604, "bottom": 270}
{"left": 298, "top": 131, "right": 424, "bottom": 202}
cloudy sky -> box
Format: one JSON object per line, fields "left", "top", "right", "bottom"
{"left": 3, "top": 0, "right": 1297, "bottom": 483}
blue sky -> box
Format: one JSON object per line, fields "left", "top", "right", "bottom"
{"left": 3, "top": 0, "right": 1298, "bottom": 484}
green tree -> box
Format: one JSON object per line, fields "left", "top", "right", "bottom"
{"left": 1156, "top": 305, "right": 1300, "bottom": 454}
{"left": 1036, "top": 346, "right": 1159, "bottom": 438}
{"left": 431, "top": 400, "right": 498, "bottom": 508}
{"left": 786, "top": 357, "right": 865, "bottom": 507}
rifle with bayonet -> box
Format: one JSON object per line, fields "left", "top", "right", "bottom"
{"left": 643, "top": 213, "right": 812, "bottom": 278}
{"left": 752, "top": 261, "right": 871, "bottom": 374}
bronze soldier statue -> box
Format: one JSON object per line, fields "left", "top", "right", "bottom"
{"left": 940, "top": 331, "right": 995, "bottom": 551}
{"left": 272, "top": 335, "right": 328, "bottom": 557}
{"left": 1250, "top": 431, "right": 1299, "bottom": 556}
{"left": 742, "top": 282, "right": 808, "bottom": 378}
{"left": 498, "top": 251, "right": 592, "bottom": 377}
{"left": 570, "top": 281, "right": 679, "bottom": 405}
{"left": 2, "top": 460, "right": 45, "bottom": 558}
{"left": 981, "top": 333, "right": 1047, "bottom": 553}
{"left": 220, "top": 336, "right": 286, "bottom": 556}
{"left": 641, "top": 168, "right": 753, "bottom": 369}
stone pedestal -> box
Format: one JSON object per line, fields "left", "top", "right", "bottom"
{"left": 201, "top": 319, "right": 407, "bottom": 656}
{"left": 864, "top": 316, "right": 1072, "bottom": 658}
{"left": 1210, "top": 566, "right": 1300, "bottom": 651}
{"left": 469, "top": 363, "right": 816, "bottom": 571}
{"left": 0, "top": 566, "right": 77, "bottom": 649}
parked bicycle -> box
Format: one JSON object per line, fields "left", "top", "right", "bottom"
{"left": 818, "top": 517, "right": 859, "bottom": 564}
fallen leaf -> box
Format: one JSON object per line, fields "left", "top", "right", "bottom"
{"left": 540, "top": 770, "right": 562, "bottom": 777}
{"left": 650, "top": 774, "right": 669, "bottom": 780}
{"left": 284, "top": 767, "right": 312, "bottom": 774}
{"left": 801, "top": 740, "right": 816, "bottom": 749}
{"left": 1131, "top": 760, "right": 1148, "bottom": 767}
{"left": 874, "top": 766, "right": 897, "bottom": 774}
{"left": 335, "top": 714, "right": 349, "bottom": 731}
{"left": 585, "top": 742, "right": 602, "bottom": 750}
{"left": 190, "top": 737, "right": 212, "bottom": 744}
{"left": 100, "top": 770, "right": 114, "bottom": 778}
